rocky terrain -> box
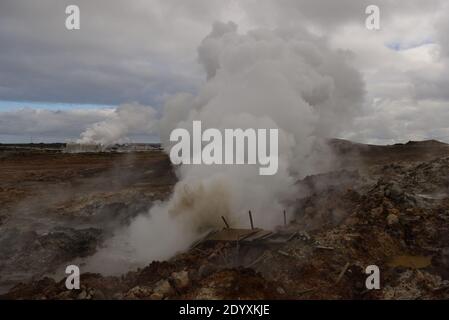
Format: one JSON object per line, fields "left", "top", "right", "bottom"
{"left": 1, "top": 140, "right": 449, "bottom": 299}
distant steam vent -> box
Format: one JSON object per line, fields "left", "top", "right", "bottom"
{"left": 64, "top": 143, "right": 161, "bottom": 153}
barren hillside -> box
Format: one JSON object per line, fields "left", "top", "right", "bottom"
{"left": 1, "top": 140, "right": 449, "bottom": 299}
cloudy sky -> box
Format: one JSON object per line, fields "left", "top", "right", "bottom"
{"left": 0, "top": 0, "right": 448, "bottom": 144}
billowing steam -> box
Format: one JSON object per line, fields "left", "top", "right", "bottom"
{"left": 77, "top": 103, "right": 157, "bottom": 145}
{"left": 85, "top": 22, "right": 364, "bottom": 273}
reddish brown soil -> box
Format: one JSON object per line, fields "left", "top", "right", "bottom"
{"left": 2, "top": 140, "right": 449, "bottom": 300}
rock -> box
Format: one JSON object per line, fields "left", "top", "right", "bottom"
{"left": 382, "top": 197, "right": 394, "bottom": 210}
{"left": 86, "top": 288, "right": 95, "bottom": 299}
{"left": 195, "top": 287, "right": 219, "bottom": 300}
{"left": 92, "top": 289, "right": 106, "bottom": 300}
{"left": 56, "top": 291, "right": 73, "bottom": 299}
{"left": 171, "top": 270, "right": 189, "bottom": 289}
{"left": 384, "top": 183, "right": 402, "bottom": 199}
{"left": 149, "top": 292, "right": 164, "bottom": 300}
{"left": 125, "top": 286, "right": 153, "bottom": 299}
{"left": 388, "top": 208, "right": 400, "bottom": 215}
{"left": 198, "top": 263, "right": 216, "bottom": 278}
{"left": 112, "top": 293, "right": 123, "bottom": 299}
{"left": 383, "top": 270, "right": 442, "bottom": 299}
{"left": 152, "top": 279, "right": 174, "bottom": 297}
{"left": 387, "top": 213, "right": 399, "bottom": 226}
{"left": 370, "top": 206, "right": 383, "bottom": 217}
{"left": 77, "top": 290, "right": 87, "bottom": 300}
{"left": 276, "top": 287, "right": 286, "bottom": 295}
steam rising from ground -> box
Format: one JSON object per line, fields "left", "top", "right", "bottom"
{"left": 77, "top": 103, "right": 157, "bottom": 145}
{"left": 86, "top": 22, "right": 364, "bottom": 273}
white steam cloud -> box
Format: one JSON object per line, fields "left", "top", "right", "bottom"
{"left": 85, "top": 22, "right": 364, "bottom": 273}
{"left": 77, "top": 103, "right": 158, "bottom": 145}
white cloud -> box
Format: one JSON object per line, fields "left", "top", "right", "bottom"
{"left": 343, "top": 99, "right": 449, "bottom": 144}
{"left": 0, "top": 108, "right": 112, "bottom": 142}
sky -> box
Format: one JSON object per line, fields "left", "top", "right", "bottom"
{"left": 0, "top": 0, "right": 448, "bottom": 144}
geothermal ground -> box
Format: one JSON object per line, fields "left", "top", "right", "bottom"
{"left": 0, "top": 145, "right": 176, "bottom": 294}
{"left": 1, "top": 140, "right": 449, "bottom": 299}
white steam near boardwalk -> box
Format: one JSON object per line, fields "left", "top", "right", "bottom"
{"left": 86, "top": 22, "right": 364, "bottom": 273}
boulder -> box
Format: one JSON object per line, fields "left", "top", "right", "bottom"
{"left": 152, "top": 279, "right": 174, "bottom": 297}
{"left": 171, "top": 270, "right": 189, "bottom": 289}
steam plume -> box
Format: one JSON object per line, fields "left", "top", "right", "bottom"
{"left": 86, "top": 22, "right": 364, "bottom": 272}
{"left": 77, "top": 103, "right": 157, "bottom": 145}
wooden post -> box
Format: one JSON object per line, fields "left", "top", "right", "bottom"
{"left": 221, "top": 216, "right": 230, "bottom": 229}
{"left": 283, "top": 210, "right": 287, "bottom": 226}
{"left": 248, "top": 210, "right": 254, "bottom": 230}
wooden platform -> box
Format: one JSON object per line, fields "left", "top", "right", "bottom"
{"left": 199, "top": 228, "right": 296, "bottom": 244}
